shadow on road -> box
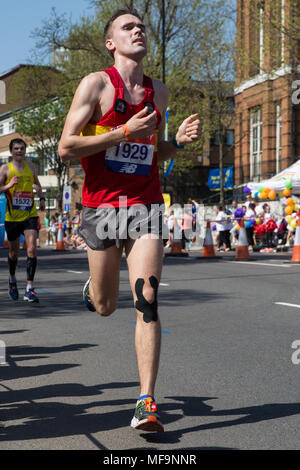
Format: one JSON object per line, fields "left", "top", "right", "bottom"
{"left": 1, "top": 376, "right": 300, "bottom": 449}
{"left": 140, "top": 395, "right": 300, "bottom": 445}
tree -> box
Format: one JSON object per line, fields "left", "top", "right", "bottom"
{"left": 13, "top": 98, "right": 68, "bottom": 212}
{"left": 190, "top": 2, "right": 236, "bottom": 204}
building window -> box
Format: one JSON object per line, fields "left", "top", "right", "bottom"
{"left": 281, "top": 0, "right": 285, "bottom": 65}
{"left": 259, "top": 4, "right": 264, "bottom": 71}
{"left": 34, "top": 196, "right": 56, "bottom": 210}
{"left": 210, "top": 130, "right": 235, "bottom": 147}
{"left": 250, "top": 108, "right": 262, "bottom": 180}
{"left": 226, "top": 130, "right": 235, "bottom": 146}
{"left": 249, "top": 1, "right": 265, "bottom": 76}
{"left": 276, "top": 103, "right": 282, "bottom": 174}
{"left": 8, "top": 120, "right": 15, "bottom": 133}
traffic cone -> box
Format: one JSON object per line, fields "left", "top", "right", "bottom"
{"left": 3, "top": 230, "right": 8, "bottom": 248}
{"left": 291, "top": 218, "right": 300, "bottom": 263}
{"left": 202, "top": 221, "right": 216, "bottom": 258}
{"left": 55, "top": 223, "right": 66, "bottom": 251}
{"left": 235, "top": 219, "right": 250, "bottom": 261}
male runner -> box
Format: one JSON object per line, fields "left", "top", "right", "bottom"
{"left": 0, "top": 138, "right": 45, "bottom": 302}
{"left": 58, "top": 7, "right": 201, "bottom": 432}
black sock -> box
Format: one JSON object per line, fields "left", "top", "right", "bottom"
{"left": 26, "top": 256, "right": 37, "bottom": 282}
{"left": 8, "top": 256, "right": 17, "bottom": 281}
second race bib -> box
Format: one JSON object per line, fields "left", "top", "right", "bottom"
{"left": 12, "top": 191, "right": 33, "bottom": 211}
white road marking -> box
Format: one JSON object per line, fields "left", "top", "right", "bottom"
{"left": 67, "top": 270, "right": 83, "bottom": 274}
{"left": 274, "top": 302, "right": 300, "bottom": 309}
{"left": 231, "top": 261, "right": 292, "bottom": 268}
{"left": 159, "top": 283, "right": 169, "bottom": 286}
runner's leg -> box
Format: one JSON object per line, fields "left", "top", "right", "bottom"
{"left": 8, "top": 238, "right": 20, "bottom": 300}
{"left": 8, "top": 238, "right": 19, "bottom": 279}
{"left": 125, "top": 235, "right": 164, "bottom": 398}
{"left": 87, "top": 244, "right": 123, "bottom": 316}
{"left": 24, "top": 229, "right": 37, "bottom": 288}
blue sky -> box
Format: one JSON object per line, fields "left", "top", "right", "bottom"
{"left": 0, "top": 0, "right": 93, "bottom": 74}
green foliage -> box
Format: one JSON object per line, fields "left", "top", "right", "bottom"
{"left": 13, "top": 98, "right": 69, "bottom": 211}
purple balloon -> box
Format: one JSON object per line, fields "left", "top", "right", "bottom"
{"left": 234, "top": 208, "right": 245, "bottom": 219}
{"left": 212, "top": 225, "right": 216, "bottom": 231}
{"left": 244, "top": 186, "right": 251, "bottom": 194}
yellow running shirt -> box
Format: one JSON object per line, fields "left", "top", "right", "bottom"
{"left": 5, "top": 161, "right": 38, "bottom": 222}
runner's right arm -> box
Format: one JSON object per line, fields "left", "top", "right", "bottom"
{"left": 0, "top": 165, "right": 17, "bottom": 193}
{"left": 58, "top": 73, "right": 157, "bottom": 162}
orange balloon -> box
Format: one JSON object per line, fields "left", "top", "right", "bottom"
{"left": 283, "top": 188, "right": 291, "bottom": 197}
{"left": 287, "top": 197, "right": 294, "bottom": 206}
{"left": 285, "top": 206, "right": 293, "bottom": 215}
{"left": 261, "top": 191, "right": 268, "bottom": 199}
{"left": 269, "top": 190, "right": 276, "bottom": 200}
{"left": 264, "top": 188, "right": 270, "bottom": 195}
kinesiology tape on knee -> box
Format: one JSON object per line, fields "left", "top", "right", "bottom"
{"left": 26, "top": 257, "right": 37, "bottom": 281}
{"left": 134, "top": 276, "right": 158, "bottom": 323}
{"left": 8, "top": 256, "right": 18, "bottom": 276}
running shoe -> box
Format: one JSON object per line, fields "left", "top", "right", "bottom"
{"left": 9, "top": 281, "right": 19, "bottom": 301}
{"left": 130, "top": 396, "right": 164, "bottom": 432}
{"left": 24, "top": 288, "right": 39, "bottom": 303}
{"left": 83, "top": 277, "right": 96, "bottom": 312}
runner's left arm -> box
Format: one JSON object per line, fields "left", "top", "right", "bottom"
{"left": 29, "top": 162, "right": 46, "bottom": 211}
{"left": 156, "top": 83, "right": 201, "bottom": 163}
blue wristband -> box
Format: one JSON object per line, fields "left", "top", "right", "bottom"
{"left": 172, "top": 137, "right": 184, "bottom": 149}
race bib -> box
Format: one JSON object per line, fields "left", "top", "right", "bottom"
{"left": 105, "top": 141, "right": 154, "bottom": 176}
{"left": 12, "top": 191, "right": 33, "bottom": 211}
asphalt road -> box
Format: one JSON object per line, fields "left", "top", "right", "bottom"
{"left": 0, "top": 247, "right": 300, "bottom": 450}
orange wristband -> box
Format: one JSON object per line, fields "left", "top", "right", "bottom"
{"left": 122, "top": 124, "right": 131, "bottom": 141}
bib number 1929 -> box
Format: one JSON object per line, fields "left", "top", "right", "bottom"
{"left": 114, "top": 142, "right": 149, "bottom": 161}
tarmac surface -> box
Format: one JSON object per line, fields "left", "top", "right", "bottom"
{"left": 0, "top": 246, "right": 300, "bottom": 451}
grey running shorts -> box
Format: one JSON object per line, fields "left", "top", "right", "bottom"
{"left": 79, "top": 202, "right": 167, "bottom": 251}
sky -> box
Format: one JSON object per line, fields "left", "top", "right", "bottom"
{"left": 0, "top": 0, "right": 93, "bottom": 74}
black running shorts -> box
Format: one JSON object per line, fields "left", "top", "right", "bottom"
{"left": 5, "top": 217, "right": 39, "bottom": 242}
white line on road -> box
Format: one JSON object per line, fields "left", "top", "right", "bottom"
{"left": 274, "top": 302, "right": 300, "bottom": 309}
{"left": 67, "top": 270, "right": 83, "bottom": 274}
{"left": 159, "top": 283, "right": 169, "bottom": 286}
{"left": 231, "top": 261, "right": 292, "bottom": 268}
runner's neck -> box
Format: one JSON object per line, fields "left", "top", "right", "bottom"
{"left": 11, "top": 158, "right": 25, "bottom": 173}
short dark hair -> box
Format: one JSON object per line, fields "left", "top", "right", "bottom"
{"left": 9, "top": 138, "right": 27, "bottom": 152}
{"left": 104, "top": 7, "right": 143, "bottom": 57}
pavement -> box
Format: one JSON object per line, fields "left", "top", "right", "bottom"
{"left": 0, "top": 245, "right": 300, "bottom": 451}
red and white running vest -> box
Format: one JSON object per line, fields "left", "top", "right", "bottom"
{"left": 80, "top": 66, "right": 163, "bottom": 208}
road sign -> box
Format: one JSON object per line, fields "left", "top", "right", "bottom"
{"left": 63, "top": 185, "right": 71, "bottom": 210}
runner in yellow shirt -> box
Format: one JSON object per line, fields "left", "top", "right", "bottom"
{"left": 0, "top": 138, "right": 45, "bottom": 302}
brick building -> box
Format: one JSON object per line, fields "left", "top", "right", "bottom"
{"left": 0, "top": 64, "right": 59, "bottom": 211}
{"left": 234, "top": 0, "right": 300, "bottom": 185}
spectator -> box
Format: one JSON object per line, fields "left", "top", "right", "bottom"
{"left": 72, "top": 209, "right": 81, "bottom": 236}
{"left": 167, "top": 209, "right": 176, "bottom": 246}
{"left": 216, "top": 206, "right": 230, "bottom": 252}
{"left": 224, "top": 212, "right": 233, "bottom": 251}
{"left": 36, "top": 216, "right": 40, "bottom": 248}
{"left": 181, "top": 207, "right": 193, "bottom": 251}
{"left": 49, "top": 215, "right": 58, "bottom": 245}
{"left": 245, "top": 203, "right": 256, "bottom": 251}
{"left": 276, "top": 217, "right": 288, "bottom": 246}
